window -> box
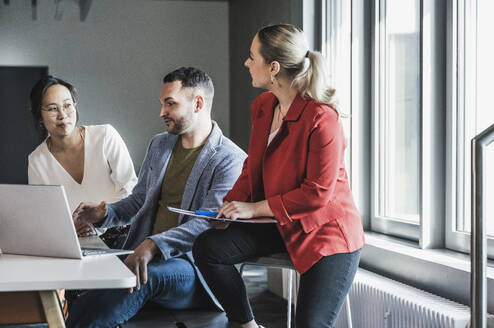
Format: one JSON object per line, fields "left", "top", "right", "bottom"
{"left": 321, "top": 0, "right": 494, "bottom": 255}
{"left": 380, "top": 0, "right": 421, "bottom": 223}
{"left": 371, "top": 0, "right": 422, "bottom": 240}
{"left": 446, "top": 0, "right": 494, "bottom": 255}
{"left": 318, "top": 0, "right": 494, "bottom": 309}
{"left": 323, "top": 0, "right": 352, "bottom": 176}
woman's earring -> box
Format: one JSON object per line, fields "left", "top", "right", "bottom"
{"left": 270, "top": 75, "right": 275, "bottom": 84}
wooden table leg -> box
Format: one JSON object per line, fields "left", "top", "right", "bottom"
{"left": 39, "top": 290, "right": 65, "bottom": 328}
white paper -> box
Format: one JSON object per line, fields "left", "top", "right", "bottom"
{"left": 167, "top": 206, "right": 277, "bottom": 224}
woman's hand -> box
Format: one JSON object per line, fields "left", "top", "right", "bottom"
{"left": 218, "top": 200, "right": 275, "bottom": 220}
{"left": 217, "top": 201, "right": 259, "bottom": 220}
{"left": 213, "top": 200, "right": 274, "bottom": 229}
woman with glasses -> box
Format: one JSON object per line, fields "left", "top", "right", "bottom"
{"left": 193, "top": 24, "right": 364, "bottom": 328}
{"left": 28, "top": 76, "right": 137, "bottom": 236}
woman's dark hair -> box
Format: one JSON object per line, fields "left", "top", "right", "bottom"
{"left": 30, "top": 75, "right": 79, "bottom": 137}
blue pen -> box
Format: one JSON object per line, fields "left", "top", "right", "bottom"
{"left": 195, "top": 210, "right": 219, "bottom": 217}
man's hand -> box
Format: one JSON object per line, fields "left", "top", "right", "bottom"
{"left": 77, "top": 223, "right": 97, "bottom": 237}
{"left": 72, "top": 201, "right": 107, "bottom": 236}
{"left": 124, "top": 238, "right": 158, "bottom": 293}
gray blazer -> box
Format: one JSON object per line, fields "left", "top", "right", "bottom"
{"left": 100, "top": 121, "right": 246, "bottom": 309}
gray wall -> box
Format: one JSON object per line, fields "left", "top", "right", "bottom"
{"left": 0, "top": 0, "right": 229, "bottom": 171}
{"left": 228, "top": 0, "right": 292, "bottom": 150}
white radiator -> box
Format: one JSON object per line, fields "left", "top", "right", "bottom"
{"left": 334, "top": 269, "right": 471, "bottom": 328}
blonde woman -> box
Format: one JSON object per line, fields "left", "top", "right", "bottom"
{"left": 193, "top": 24, "right": 364, "bottom": 328}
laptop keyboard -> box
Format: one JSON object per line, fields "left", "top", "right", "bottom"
{"left": 81, "top": 248, "right": 111, "bottom": 256}
{"left": 80, "top": 247, "right": 134, "bottom": 257}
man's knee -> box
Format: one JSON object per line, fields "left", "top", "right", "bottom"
{"left": 145, "top": 259, "right": 182, "bottom": 291}
{"left": 146, "top": 258, "right": 197, "bottom": 289}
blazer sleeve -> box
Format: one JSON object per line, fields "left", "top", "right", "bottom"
{"left": 103, "top": 124, "right": 138, "bottom": 197}
{"left": 99, "top": 136, "right": 155, "bottom": 228}
{"left": 148, "top": 150, "right": 246, "bottom": 260}
{"left": 267, "top": 110, "right": 344, "bottom": 225}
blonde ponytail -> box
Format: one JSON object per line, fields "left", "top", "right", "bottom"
{"left": 257, "top": 24, "right": 340, "bottom": 115}
{"left": 292, "top": 51, "right": 338, "bottom": 109}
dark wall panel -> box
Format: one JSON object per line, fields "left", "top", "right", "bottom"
{"left": 0, "top": 66, "right": 48, "bottom": 184}
{"left": 229, "top": 0, "right": 292, "bottom": 151}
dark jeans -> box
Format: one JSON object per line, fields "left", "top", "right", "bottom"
{"left": 193, "top": 223, "right": 360, "bottom": 328}
{"left": 66, "top": 257, "right": 213, "bottom": 328}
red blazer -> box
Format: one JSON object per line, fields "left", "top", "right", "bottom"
{"left": 224, "top": 92, "right": 365, "bottom": 274}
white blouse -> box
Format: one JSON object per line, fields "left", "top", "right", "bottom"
{"left": 28, "top": 124, "right": 137, "bottom": 212}
{"left": 267, "top": 128, "right": 279, "bottom": 146}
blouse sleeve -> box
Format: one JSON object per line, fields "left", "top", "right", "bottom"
{"left": 103, "top": 124, "right": 138, "bottom": 197}
{"left": 28, "top": 157, "right": 45, "bottom": 185}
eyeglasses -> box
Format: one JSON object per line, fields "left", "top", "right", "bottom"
{"left": 41, "top": 102, "right": 77, "bottom": 117}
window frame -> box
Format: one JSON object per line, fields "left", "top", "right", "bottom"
{"left": 370, "top": 0, "right": 425, "bottom": 242}
{"left": 320, "top": 0, "right": 493, "bottom": 254}
{"left": 323, "top": 0, "right": 353, "bottom": 179}
{"left": 315, "top": 0, "right": 494, "bottom": 313}
{"left": 369, "top": 0, "right": 446, "bottom": 248}
{"left": 445, "top": 0, "right": 494, "bottom": 257}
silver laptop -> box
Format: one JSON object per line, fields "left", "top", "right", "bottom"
{"left": 0, "top": 184, "right": 133, "bottom": 259}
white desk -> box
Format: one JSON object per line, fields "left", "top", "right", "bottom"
{"left": 0, "top": 236, "right": 135, "bottom": 327}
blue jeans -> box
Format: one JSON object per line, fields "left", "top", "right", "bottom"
{"left": 66, "top": 257, "right": 213, "bottom": 328}
{"left": 193, "top": 223, "right": 360, "bottom": 328}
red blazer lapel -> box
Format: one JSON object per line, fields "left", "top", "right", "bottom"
{"left": 248, "top": 93, "right": 309, "bottom": 201}
{"left": 264, "top": 93, "right": 309, "bottom": 155}
{"left": 248, "top": 94, "right": 276, "bottom": 201}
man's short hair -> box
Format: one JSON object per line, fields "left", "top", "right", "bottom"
{"left": 163, "top": 67, "right": 214, "bottom": 100}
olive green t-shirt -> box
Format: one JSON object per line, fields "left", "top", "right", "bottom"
{"left": 152, "top": 141, "right": 204, "bottom": 235}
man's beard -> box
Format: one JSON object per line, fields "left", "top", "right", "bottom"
{"left": 165, "top": 115, "right": 192, "bottom": 135}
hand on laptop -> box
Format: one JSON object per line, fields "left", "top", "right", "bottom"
{"left": 77, "top": 223, "right": 98, "bottom": 237}
{"left": 124, "top": 238, "right": 158, "bottom": 293}
{"left": 73, "top": 201, "right": 108, "bottom": 236}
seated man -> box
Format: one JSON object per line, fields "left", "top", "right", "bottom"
{"left": 67, "top": 67, "right": 246, "bottom": 328}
